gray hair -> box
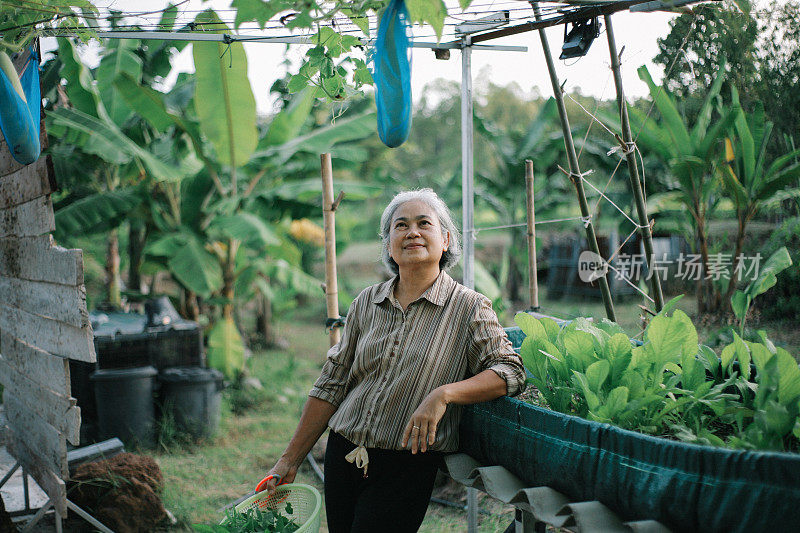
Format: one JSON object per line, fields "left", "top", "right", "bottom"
{"left": 379, "top": 189, "right": 462, "bottom": 275}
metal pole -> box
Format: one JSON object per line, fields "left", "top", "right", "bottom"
{"left": 603, "top": 14, "right": 664, "bottom": 312}
{"left": 461, "top": 36, "right": 479, "bottom": 533}
{"left": 532, "top": 3, "right": 616, "bottom": 322}
{"left": 525, "top": 161, "right": 540, "bottom": 310}
{"left": 461, "top": 37, "right": 475, "bottom": 292}
{"left": 467, "top": 484, "right": 478, "bottom": 533}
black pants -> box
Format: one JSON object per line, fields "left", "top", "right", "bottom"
{"left": 324, "top": 431, "right": 443, "bottom": 533}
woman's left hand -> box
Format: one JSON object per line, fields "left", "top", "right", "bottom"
{"left": 402, "top": 386, "right": 449, "bottom": 454}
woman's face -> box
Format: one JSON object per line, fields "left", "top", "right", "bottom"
{"left": 389, "top": 200, "right": 449, "bottom": 272}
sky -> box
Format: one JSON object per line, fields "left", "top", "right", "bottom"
{"left": 43, "top": 1, "right": 682, "bottom": 114}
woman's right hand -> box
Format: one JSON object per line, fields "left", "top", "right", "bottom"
{"left": 258, "top": 457, "right": 298, "bottom": 494}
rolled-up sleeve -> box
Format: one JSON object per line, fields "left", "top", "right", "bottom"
{"left": 467, "top": 296, "right": 527, "bottom": 397}
{"left": 308, "top": 296, "right": 361, "bottom": 407}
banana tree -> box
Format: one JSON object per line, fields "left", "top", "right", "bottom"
{"left": 48, "top": 26, "right": 186, "bottom": 307}
{"left": 720, "top": 87, "right": 800, "bottom": 305}
{"left": 614, "top": 61, "right": 739, "bottom": 313}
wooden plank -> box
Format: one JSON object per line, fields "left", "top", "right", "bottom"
{"left": 0, "top": 234, "right": 83, "bottom": 286}
{"left": 3, "top": 391, "right": 68, "bottom": 479}
{"left": 0, "top": 195, "right": 55, "bottom": 238}
{"left": 0, "top": 301, "right": 94, "bottom": 361}
{"left": 0, "top": 275, "right": 89, "bottom": 328}
{"left": 0, "top": 156, "right": 56, "bottom": 209}
{"left": 0, "top": 355, "right": 80, "bottom": 445}
{"left": 0, "top": 331, "right": 71, "bottom": 396}
{"left": 5, "top": 427, "right": 67, "bottom": 516}
{"left": 0, "top": 136, "right": 25, "bottom": 177}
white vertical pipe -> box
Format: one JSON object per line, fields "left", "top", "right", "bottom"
{"left": 461, "top": 37, "right": 475, "bottom": 291}
{"left": 461, "top": 36, "right": 479, "bottom": 533}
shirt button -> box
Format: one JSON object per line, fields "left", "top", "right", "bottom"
{"left": 394, "top": 340, "right": 399, "bottom": 345}
{"left": 382, "top": 377, "right": 387, "bottom": 383}
{"left": 367, "top": 410, "right": 371, "bottom": 415}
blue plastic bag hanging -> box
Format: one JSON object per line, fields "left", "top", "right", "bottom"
{"left": 372, "top": 0, "right": 412, "bottom": 148}
{"left": 0, "top": 46, "right": 41, "bottom": 165}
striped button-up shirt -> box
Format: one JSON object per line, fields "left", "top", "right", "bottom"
{"left": 309, "top": 270, "right": 526, "bottom": 453}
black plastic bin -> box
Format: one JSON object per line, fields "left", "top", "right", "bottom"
{"left": 91, "top": 366, "right": 158, "bottom": 448}
{"left": 158, "top": 367, "right": 224, "bottom": 438}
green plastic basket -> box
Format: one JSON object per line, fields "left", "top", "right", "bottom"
{"left": 221, "top": 483, "right": 322, "bottom": 533}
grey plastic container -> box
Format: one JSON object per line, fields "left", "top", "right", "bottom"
{"left": 158, "top": 367, "right": 224, "bottom": 438}
{"left": 91, "top": 366, "right": 157, "bottom": 448}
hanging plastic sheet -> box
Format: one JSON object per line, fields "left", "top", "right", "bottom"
{"left": 0, "top": 46, "right": 41, "bottom": 165}
{"left": 372, "top": 0, "right": 412, "bottom": 148}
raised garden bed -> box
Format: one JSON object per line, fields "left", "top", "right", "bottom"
{"left": 459, "top": 318, "right": 800, "bottom": 532}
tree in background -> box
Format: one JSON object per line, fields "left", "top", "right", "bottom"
{"left": 656, "top": 1, "right": 800, "bottom": 159}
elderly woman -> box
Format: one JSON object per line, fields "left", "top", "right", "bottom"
{"left": 261, "top": 189, "right": 526, "bottom": 532}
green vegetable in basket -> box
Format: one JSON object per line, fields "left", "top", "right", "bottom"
{"left": 194, "top": 502, "right": 300, "bottom": 533}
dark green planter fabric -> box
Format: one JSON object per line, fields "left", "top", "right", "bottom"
{"left": 459, "top": 327, "right": 800, "bottom": 532}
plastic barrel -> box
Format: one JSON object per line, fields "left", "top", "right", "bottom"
{"left": 158, "top": 367, "right": 224, "bottom": 438}
{"left": 91, "top": 366, "right": 157, "bottom": 448}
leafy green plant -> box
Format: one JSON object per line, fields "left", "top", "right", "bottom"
{"left": 731, "top": 247, "right": 793, "bottom": 336}
{"left": 193, "top": 502, "right": 299, "bottom": 533}
{"left": 515, "top": 296, "right": 800, "bottom": 451}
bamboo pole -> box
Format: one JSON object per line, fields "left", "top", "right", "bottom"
{"left": 320, "top": 153, "right": 341, "bottom": 346}
{"left": 525, "top": 160, "right": 540, "bottom": 310}
{"left": 603, "top": 15, "right": 665, "bottom": 312}
{"left": 532, "top": 3, "right": 617, "bottom": 322}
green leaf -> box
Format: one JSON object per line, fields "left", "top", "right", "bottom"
{"left": 209, "top": 213, "right": 280, "bottom": 247}
{"left": 756, "top": 400, "right": 794, "bottom": 437}
{"left": 698, "top": 345, "right": 721, "bottom": 380}
{"left": 572, "top": 371, "right": 600, "bottom": 412}
{"left": 540, "top": 317, "right": 561, "bottom": 343}
{"left": 405, "top": 0, "right": 447, "bottom": 41}
{"left": 585, "top": 360, "right": 610, "bottom": 393}
{"left": 747, "top": 341, "right": 773, "bottom": 376}
{"left": 745, "top": 247, "right": 793, "bottom": 300}
{"left": 47, "top": 107, "right": 182, "bottom": 181}
{"left": 520, "top": 337, "right": 546, "bottom": 381}
{"left": 777, "top": 348, "right": 800, "bottom": 405}
{"left": 168, "top": 239, "right": 223, "bottom": 297}
{"left": 514, "top": 312, "right": 546, "bottom": 341}
{"left": 605, "top": 333, "right": 632, "bottom": 383}
{"left": 114, "top": 72, "right": 174, "bottom": 132}
{"left": 207, "top": 316, "right": 245, "bottom": 380}
{"left": 605, "top": 386, "right": 629, "bottom": 419}
{"left": 97, "top": 38, "right": 143, "bottom": 126}
{"left": 342, "top": 8, "right": 370, "bottom": 36}
{"left": 263, "top": 88, "right": 316, "bottom": 146}
{"left": 192, "top": 9, "right": 258, "bottom": 167}
{"left": 255, "top": 111, "right": 376, "bottom": 165}
{"left": 645, "top": 310, "right": 697, "bottom": 363}
{"left": 56, "top": 37, "right": 108, "bottom": 119}
{"left": 732, "top": 332, "right": 751, "bottom": 380}
{"left": 637, "top": 65, "right": 691, "bottom": 156}
{"left": 731, "top": 290, "right": 748, "bottom": 320}
{"left": 562, "top": 329, "right": 596, "bottom": 371}
{"left": 287, "top": 73, "right": 309, "bottom": 94}
{"left": 55, "top": 187, "right": 143, "bottom": 238}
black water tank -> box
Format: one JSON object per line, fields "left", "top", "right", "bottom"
{"left": 91, "top": 366, "right": 157, "bottom": 448}
{"left": 158, "top": 367, "right": 224, "bottom": 439}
